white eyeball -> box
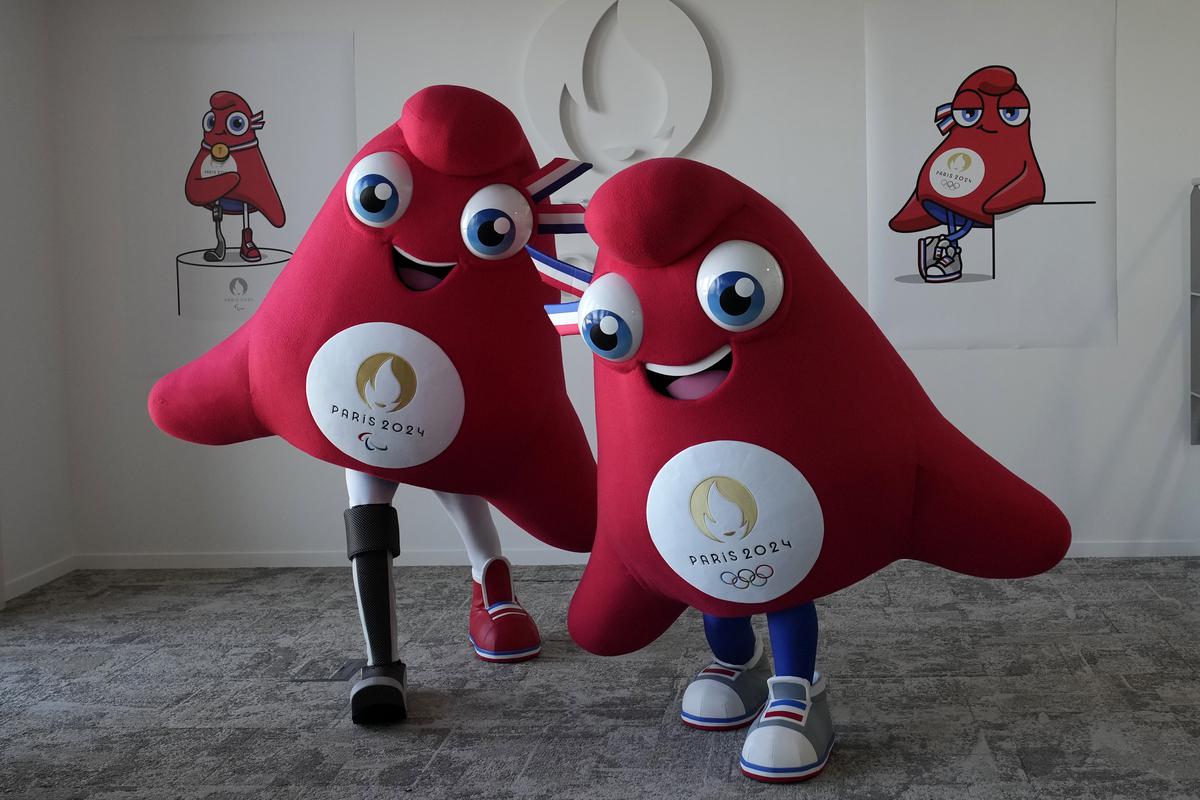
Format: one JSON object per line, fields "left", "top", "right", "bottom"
{"left": 459, "top": 184, "right": 533, "bottom": 260}
{"left": 202, "top": 111, "right": 216, "bottom": 132}
{"left": 999, "top": 107, "right": 1029, "bottom": 126}
{"left": 695, "top": 240, "right": 784, "bottom": 332}
{"left": 345, "top": 152, "right": 414, "bottom": 228}
{"left": 578, "top": 273, "right": 644, "bottom": 362}
{"left": 952, "top": 107, "right": 982, "bottom": 127}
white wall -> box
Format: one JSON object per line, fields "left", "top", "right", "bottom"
{"left": 4, "top": 0, "right": 1198, "bottom": 596}
{"left": 0, "top": 0, "right": 78, "bottom": 599}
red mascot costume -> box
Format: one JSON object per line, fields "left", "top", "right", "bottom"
{"left": 184, "top": 90, "right": 286, "bottom": 263}
{"left": 890, "top": 65, "right": 1045, "bottom": 282}
{"left": 543, "top": 158, "right": 1069, "bottom": 781}
{"left": 151, "top": 85, "right": 596, "bottom": 723}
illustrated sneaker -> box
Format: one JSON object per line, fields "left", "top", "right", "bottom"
{"left": 350, "top": 660, "right": 407, "bottom": 724}
{"left": 239, "top": 227, "right": 262, "bottom": 262}
{"left": 923, "top": 238, "right": 962, "bottom": 283}
{"left": 739, "top": 673, "right": 836, "bottom": 783}
{"left": 917, "top": 235, "right": 939, "bottom": 279}
{"left": 469, "top": 556, "right": 541, "bottom": 663}
{"left": 680, "top": 637, "right": 770, "bottom": 730}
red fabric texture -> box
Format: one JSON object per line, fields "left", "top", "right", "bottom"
{"left": 568, "top": 158, "right": 1069, "bottom": 656}
{"left": 151, "top": 85, "right": 596, "bottom": 554}
{"left": 184, "top": 91, "right": 285, "bottom": 227}
{"left": 890, "top": 65, "right": 1045, "bottom": 231}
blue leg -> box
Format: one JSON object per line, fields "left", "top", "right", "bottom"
{"left": 946, "top": 214, "right": 974, "bottom": 243}
{"left": 703, "top": 613, "right": 757, "bottom": 665}
{"left": 766, "top": 602, "right": 818, "bottom": 681}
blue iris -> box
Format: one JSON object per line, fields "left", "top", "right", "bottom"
{"left": 581, "top": 309, "right": 634, "bottom": 360}
{"left": 465, "top": 208, "right": 516, "bottom": 257}
{"left": 1000, "top": 107, "right": 1025, "bottom": 123}
{"left": 704, "top": 271, "right": 765, "bottom": 328}
{"left": 351, "top": 174, "right": 400, "bottom": 225}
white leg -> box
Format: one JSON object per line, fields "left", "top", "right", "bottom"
{"left": 434, "top": 491, "right": 502, "bottom": 582}
{"left": 346, "top": 469, "right": 399, "bottom": 507}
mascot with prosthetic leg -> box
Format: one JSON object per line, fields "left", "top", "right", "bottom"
{"left": 150, "top": 86, "right": 596, "bottom": 722}
{"left": 540, "top": 158, "right": 1069, "bottom": 781}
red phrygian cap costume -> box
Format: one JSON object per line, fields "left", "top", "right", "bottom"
{"left": 185, "top": 90, "right": 285, "bottom": 226}
{"left": 151, "top": 86, "right": 596, "bottom": 553}
{"left": 891, "top": 65, "right": 1045, "bottom": 232}
{"left": 552, "top": 158, "right": 1069, "bottom": 655}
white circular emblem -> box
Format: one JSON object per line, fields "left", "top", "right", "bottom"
{"left": 305, "top": 322, "right": 465, "bottom": 468}
{"left": 928, "top": 147, "right": 984, "bottom": 198}
{"left": 200, "top": 152, "right": 238, "bottom": 178}
{"left": 645, "top": 440, "right": 824, "bottom": 604}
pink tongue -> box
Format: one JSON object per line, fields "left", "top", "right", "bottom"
{"left": 396, "top": 267, "right": 444, "bottom": 291}
{"left": 666, "top": 370, "right": 728, "bottom": 400}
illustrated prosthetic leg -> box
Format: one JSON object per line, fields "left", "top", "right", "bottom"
{"left": 345, "top": 470, "right": 406, "bottom": 724}
{"left": 435, "top": 492, "right": 541, "bottom": 662}
{"left": 239, "top": 205, "right": 262, "bottom": 263}
{"left": 203, "top": 205, "right": 226, "bottom": 262}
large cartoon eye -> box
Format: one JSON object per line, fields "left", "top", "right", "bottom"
{"left": 999, "top": 107, "right": 1029, "bottom": 126}
{"left": 227, "top": 112, "right": 248, "bottom": 135}
{"left": 345, "top": 152, "right": 414, "bottom": 228}
{"left": 952, "top": 107, "right": 982, "bottom": 127}
{"left": 202, "top": 111, "right": 215, "bottom": 132}
{"left": 696, "top": 240, "right": 784, "bottom": 332}
{"left": 578, "top": 273, "right": 643, "bottom": 362}
{"left": 459, "top": 184, "right": 533, "bottom": 260}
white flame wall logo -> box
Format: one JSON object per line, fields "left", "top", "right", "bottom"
{"left": 523, "top": 0, "right": 714, "bottom": 176}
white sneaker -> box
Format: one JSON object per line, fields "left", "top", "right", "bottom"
{"left": 680, "top": 637, "right": 769, "bottom": 730}
{"left": 739, "top": 673, "right": 835, "bottom": 782}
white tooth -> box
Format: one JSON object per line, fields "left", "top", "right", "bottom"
{"left": 392, "top": 245, "right": 456, "bottom": 268}
{"left": 644, "top": 345, "right": 731, "bottom": 378}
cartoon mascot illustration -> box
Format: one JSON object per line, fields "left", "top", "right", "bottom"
{"left": 545, "top": 157, "right": 1069, "bottom": 781}
{"left": 890, "top": 65, "right": 1045, "bottom": 282}
{"left": 152, "top": 86, "right": 597, "bottom": 723}
{"left": 185, "top": 90, "right": 285, "bottom": 262}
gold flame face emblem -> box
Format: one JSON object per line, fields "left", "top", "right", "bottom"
{"left": 355, "top": 353, "right": 417, "bottom": 413}
{"left": 947, "top": 151, "right": 972, "bottom": 172}
{"left": 689, "top": 476, "right": 758, "bottom": 542}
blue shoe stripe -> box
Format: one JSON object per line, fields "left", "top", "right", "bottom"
{"left": 769, "top": 699, "right": 808, "bottom": 710}
{"left": 468, "top": 636, "right": 540, "bottom": 657}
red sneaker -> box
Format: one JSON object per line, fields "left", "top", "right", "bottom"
{"left": 469, "top": 557, "right": 541, "bottom": 662}
{"left": 239, "top": 227, "right": 262, "bottom": 262}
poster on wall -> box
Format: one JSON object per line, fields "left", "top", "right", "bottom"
{"left": 865, "top": 0, "right": 1115, "bottom": 349}
{"left": 120, "top": 33, "right": 356, "bottom": 374}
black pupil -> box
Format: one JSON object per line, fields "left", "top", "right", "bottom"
{"left": 360, "top": 181, "right": 388, "bottom": 213}
{"left": 477, "top": 215, "right": 508, "bottom": 248}
{"left": 720, "top": 283, "right": 753, "bottom": 317}
{"left": 232, "top": 118, "right": 243, "bottom": 130}
{"left": 589, "top": 320, "right": 618, "bottom": 352}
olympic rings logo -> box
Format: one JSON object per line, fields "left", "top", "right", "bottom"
{"left": 940, "top": 178, "right": 961, "bottom": 191}
{"left": 720, "top": 564, "right": 774, "bottom": 590}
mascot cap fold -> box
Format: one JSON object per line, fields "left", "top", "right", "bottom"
{"left": 399, "top": 85, "right": 527, "bottom": 177}
{"left": 959, "top": 66, "right": 1018, "bottom": 96}
{"left": 586, "top": 158, "right": 746, "bottom": 267}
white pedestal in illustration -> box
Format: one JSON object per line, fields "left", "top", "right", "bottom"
{"left": 176, "top": 248, "right": 290, "bottom": 321}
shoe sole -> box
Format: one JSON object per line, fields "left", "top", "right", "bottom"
{"left": 470, "top": 638, "right": 542, "bottom": 663}
{"left": 922, "top": 273, "right": 962, "bottom": 283}
{"left": 680, "top": 702, "right": 764, "bottom": 731}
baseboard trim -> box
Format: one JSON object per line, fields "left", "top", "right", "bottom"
{"left": 72, "top": 548, "right": 590, "bottom": 571}
{"left": 3, "top": 554, "right": 79, "bottom": 601}
{"left": 1066, "top": 540, "right": 1200, "bottom": 557}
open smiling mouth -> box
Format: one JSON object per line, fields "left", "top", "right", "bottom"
{"left": 392, "top": 245, "right": 457, "bottom": 291}
{"left": 644, "top": 345, "right": 733, "bottom": 400}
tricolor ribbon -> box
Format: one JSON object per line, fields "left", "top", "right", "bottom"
{"left": 545, "top": 301, "right": 580, "bottom": 336}
{"left": 934, "top": 102, "right": 954, "bottom": 135}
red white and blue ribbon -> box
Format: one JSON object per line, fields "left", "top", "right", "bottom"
{"left": 251, "top": 110, "right": 265, "bottom": 131}
{"left": 525, "top": 158, "right": 592, "bottom": 202}
{"left": 536, "top": 203, "right": 587, "bottom": 235}
{"left": 934, "top": 102, "right": 954, "bottom": 134}
{"left": 527, "top": 246, "right": 593, "bottom": 296}
{"left": 545, "top": 301, "right": 580, "bottom": 336}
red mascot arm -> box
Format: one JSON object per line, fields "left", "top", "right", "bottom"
{"left": 907, "top": 412, "right": 1070, "bottom": 579}
{"left": 568, "top": 533, "right": 686, "bottom": 656}
{"left": 184, "top": 151, "right": 240, "bottom": 208}
{"left": 889, "top": 191, "right": 938, "bottom": 233}
{"left": 147, "top": 323, "right": 270, "bottom": 446}
{"left": 982, "top": 160, "right": 1046, "bottom": 216}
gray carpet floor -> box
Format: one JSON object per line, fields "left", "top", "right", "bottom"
{"left": 0, "top": 558, "right": 1198, "bottom": 799}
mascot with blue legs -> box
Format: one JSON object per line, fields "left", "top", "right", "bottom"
{"left": 539, "top": 157, "right": 1070, "bottom": 781}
